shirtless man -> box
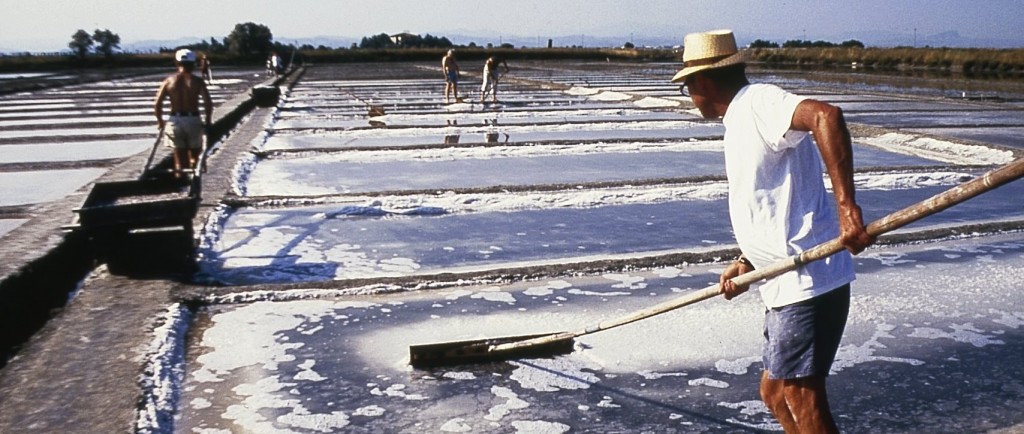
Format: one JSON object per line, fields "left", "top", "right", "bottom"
{"left": 442, "top": 49, "right": 460, "bottom": 103}
{"left": 154, "top": 49, "right": 213, "bottom": 173}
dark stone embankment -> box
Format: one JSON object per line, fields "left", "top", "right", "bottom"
{"left": 0, "top": 68, "right": 301, "bottom": 433}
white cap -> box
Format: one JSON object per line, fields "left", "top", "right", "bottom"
{"left": 175, "top": 49, "right": 196, "bottom": 63}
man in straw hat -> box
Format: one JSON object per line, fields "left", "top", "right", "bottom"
{"left": 154, "top": 48, "right": 213, "bottom": 174}
{"left": 673, "top": 29, "right": 874, "bottom": 433}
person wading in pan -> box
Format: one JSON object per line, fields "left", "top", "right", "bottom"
{"left": 480, "top": 56, "right": 509, "bottom": 103}
{"left": 673, "top": 29, "right": 875, "bottom": 434}
{"left": 154, "top": 49, "right": 213, "bottom": 174}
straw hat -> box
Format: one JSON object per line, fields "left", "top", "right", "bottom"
{"left": 671, "top": 29, "right": 747, "bottom": 83}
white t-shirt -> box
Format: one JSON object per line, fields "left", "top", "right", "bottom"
{"left": 722, "top": 84, "right": 855, "bottom": 308}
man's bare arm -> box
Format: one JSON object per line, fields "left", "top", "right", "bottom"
{"left": 791, "top": 99, "right": 875, "bottom": 254}
{"left": 154, "top": 80, "right": 168, "bottom": 130}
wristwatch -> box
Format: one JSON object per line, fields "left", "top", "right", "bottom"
{"left": 737, "top": 255, "right": 754, "bottom": 269}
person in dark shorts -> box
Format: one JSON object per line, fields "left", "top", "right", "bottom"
{"left": 442, "top": 49, "right": 460, "bottom": 103}
{"left": 672, "top": 29, "right": 875, "bottom": 433}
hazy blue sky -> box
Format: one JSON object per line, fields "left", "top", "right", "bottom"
{"left": 4, "top": 0, "right": 1023, "bottom": 51}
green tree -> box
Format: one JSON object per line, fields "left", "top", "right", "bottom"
{"left": 226, "top": 22, "right": 274, "bottom": 58}
{"left": 749, "top": 39, "right": 779, "bottom": 48}
{"left": 92, "top": 29, "right": 121, "bottom": 58}
{"left": 207, "top": 37, "right": 226, "bottom": 54}
{"left": 69, "top": 29, "right": 93, "bottom": 58}
{"left": 359, "top": 33, "right": 395, "bottom": 49}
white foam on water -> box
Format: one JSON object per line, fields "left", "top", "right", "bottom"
{"left": 907, "top": 323, "right": 1005, "bottom": 347}
{"left": 192, "top": 300, "right": 376, "bottom": 382}
{"left": 859, "top": 251, "right": 916, "bottom": 267}
{"left": 634, "top": 96, "right": 680, "bottom": 108}
{"left": 523, "top": 280, "right": 573, "bottom": 297}
{"left": 190, "top": 397, "right": 212, "bottom": 410}
{"left": 718, "top": 400, "right": 782, "bottom": 431}
{"left": 440, "top": 417, "right": 473, "bottom": 432}
{"left": 861, "top": 132, "right": 1014, "bottom": 165}
{"left": 714, "top": 356, "right": 761, "bottom": 375}
{"left": 277, "top": 409, "right": 351, "bottom": 432}
{"left": 511, "top": 420, "right": 571, "bottom": 434}
{"left": 588, "top": 91, "right": 632, "bottom": 101}
{"left": 260, "top": 139, "right": 723, "bottom": 164}
{"left": 509, "top": 357, "right": 602, "bottom": 392}
{"left": 471, "top": 288, "right": 518, "bottom": 304}
{"left": 566, "top": 288, "right": 631, "bottom": 297}
{"left": 353, "top": 405, "right": 386, "bottom": 417}
{"left": 485, "top": 386, "right": 529, "bottom": 421}
{"left": 832, "top": 323, "right": 925, "bottom": 373}
{"left": 442, "top": 371, "right": 476, "bottom": 380}
{"left": 637, "top": 370, "right": 688, "bottom": 380}
{"left": 564, "top": 87, "right": 600, "bottom": 96}
{"left": 603, "top": 272, "right": 647, "bottom": 290}
{"left": 854, "top": 171, "right": 972, "bottom": 190}
{"left": 596, "top": 396, "right": 621, "bottom": 408}
{"left": 990, "top": 309, "right": 1024, "bottom": 328}
{"left": 369, "top": 383, "right": 428, "bottom": 400}
{"left": 294, "top": 359, "right": 326, "bottom": 382}
{"left": 688, "top": 377, "right": 730, "bottom": 388}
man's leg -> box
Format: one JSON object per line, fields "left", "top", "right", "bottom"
{"left": 187, "top": 149, "right": 200, "bottom": 170}
{"left": 172, "top": 148, "right": 188, "bottom": 176}
{"left": 762, "top": 372, "right": 839, "bottom": 434}
{"left": 783, "top": 375, "right": 839, "bottom": 434}
{"left": 760, "top": 371, "right": 799, "bottom": 433}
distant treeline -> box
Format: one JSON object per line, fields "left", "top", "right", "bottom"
{"left": 0, "top": 47, "right": 672, "bottom": 72}
{"left": 295, "top": 47, "right": 671, "bottom": 63}
{"left": 3, "top": 46, "right": 1023, "bottom": 76}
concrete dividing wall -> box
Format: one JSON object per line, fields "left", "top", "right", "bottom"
{"left": 0, "top": 67, "right": 301, "bottom": 367}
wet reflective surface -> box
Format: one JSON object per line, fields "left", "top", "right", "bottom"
{"left": 172, "top": 62, "right": 1024, "bottom": 433}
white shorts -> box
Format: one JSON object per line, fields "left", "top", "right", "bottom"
{"left": 166, "top": 115, "right": 204, "bottom": 150}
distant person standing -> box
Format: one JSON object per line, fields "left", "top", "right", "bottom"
{"left": 270, "top": 51, "right": 284, "bottom": 76}
{"left": 198, "top": 54, "right": 212, "bottom": 83}
{"left": 154, "top": 49, "right": 213, "bottom": 174}
{"left": 480, "top": 56, "right": 509, "bottom": 103}
{"left": 442, "top": 49, "right": 460, "bottom": 103}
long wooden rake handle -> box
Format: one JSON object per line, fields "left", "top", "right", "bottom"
{"left": 491, "top": 158, "right": 1024, "bottom": 353}
{"left": 141, "top": 127, "right": 165, "bottom": 178}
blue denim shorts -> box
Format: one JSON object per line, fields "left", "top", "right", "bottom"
{"left": 763, "top": 284, "right": 850, "bottom": 380}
